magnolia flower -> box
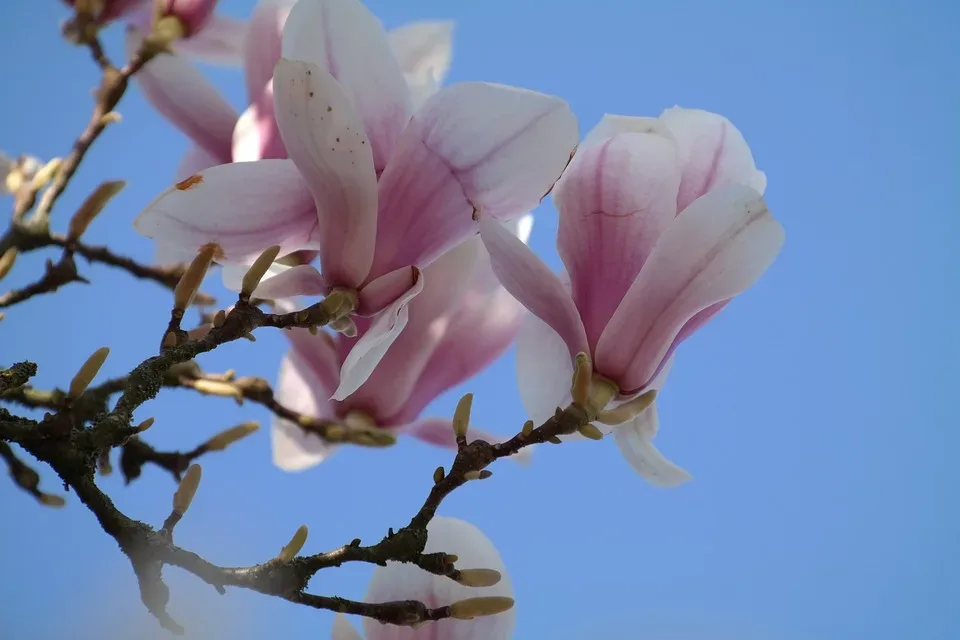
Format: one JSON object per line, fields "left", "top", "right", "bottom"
{"left": 479, "top": 108, "right": 785, "bottom": 486}
{"left": 134, "top": 0, "right": 577, "bottom": 395}
{"left": 272, "top": 216, "right": 533, "bottom": 470}
{"left": 332, "top": 517, "right": 514, "bottom": 640}
{"left": 64, "top": 0, "right": 247, "bottom": 65}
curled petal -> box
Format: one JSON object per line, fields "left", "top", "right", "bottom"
{"left": 479, "top": 215, "right": 588, "bottom": 357}
{"left": 332, "top": 276, "right": 424, "bottom": 401}
{"left": 658, "top": 107, "right": 767, "bottom": 211}
{"left": 173, "top": 14, "right": 248, "bottom": 66}
{"left": 363, "top": 517, "right": 515, "bottom": 640}
{"left": 595, "top": 184, "right": 784, "bottom": 392}
{"left": 133, "top": 160, "right": 319, "bottom": 263}
{"left": 613, "top": 403, "right": 692, "bottom": 487}
{"left": 281, "top": 0, "right": 412, "bottom": 171}
{"left": 273, "top": 59, "right": 378, "bottom": 289}
{"left": 272, "top": 350, "right": 338, "bottom": 471}
{"left": 555, "top": 131, "right": 680, "bottom": 348}
{"left": 371, "top": 83, "right": 578, "bottom": 274}
{"left": 356, "top": 265, "right": 421, "bottom": 317}
{"left": 349, "top": 241, "right": 478, "bottom": 421}
{"left": 128, "top": 30, "right": 235, "bottom": 160}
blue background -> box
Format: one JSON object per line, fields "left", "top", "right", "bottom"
{"left": 1, "top": 1, "right": 957, "bottom": 638}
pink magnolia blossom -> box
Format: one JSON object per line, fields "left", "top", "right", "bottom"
{"left": 134, "top": 0, "right": 577, "bottom": 397}
{"left": 331, "top": 517, "right": 514, "bottom": 640}
{"left": 271, "top": 216, "right": 533, "bottom": 470}
{"left": 479, "top": 108, "right": 785, "bottom": 486}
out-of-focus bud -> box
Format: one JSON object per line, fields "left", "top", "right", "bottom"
{"left": 68, "top": 347, "right": 110, "bottom": 398}
{"left": 159, "top": 0, "right": 218, "bottom": 36}
{"left": 202, "top": 421, "right": 259, "bottom": 451}
{"left": 62, "top": 0, "right": 143, "bottom": 25}
{"left": 0, "top": 248, "right": 17, "bottom": 281}
{"left": 448, "top": 596, "right": 515, "bottom": 620}
{"left": 135, "top": 417, "right": 155, "bottom": 432}
{"left": 2, "top": 153, "right": 42, "bottom": 194}
{"left": 39, "top": 493, "right": 68, "bottom": 508}
{"left": 191, "top": 379, "right": 243, "bottom": 404}
{"left": 68, "top": 180, "right": 126, "bottom": 241}
{"left": 172, "top": 464, "right": 202, "bottom": 515}
{"left": 455, "top": 568, "right": 501, "bottom": 588}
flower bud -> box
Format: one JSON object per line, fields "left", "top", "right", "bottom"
{"left": 160, "top": 0, "right": 218, "bottom": 36}
{"left": 448, "top": 596, "right": 514, "bottom": 620}
{"left": 0, "top": 248, "right": 17, "bottom": 281}
{"left": 277, "top": 525, "right": 308, "bottom": 563}
{"left": 172, "top": 464, "right": 202, "bottom": 515}
{"left": 202, "top": 421, "right": 259, "bottom": 451}
{"left": 173, "top": 243, "right": 217, "bottom": 312}
{"left": 570, "top": 352, "right": 591, "bottom": 406}
{"left": 452, "top": 393, "right": 473, "bottom": 440}
{"left": 241, "top": 245, "right": 281, "bottom": 297}
{"left": 330, "top": 316, "right": 357, "bottom": 337}
{"left": 433, "top": 466, "right": 445, "bottom": 484}
{"left": 521, "top": 420, "right": 534, "bottom": 436}
{"left": 68, "top": 180, "right": 125, "bottom": 240}
{"left": 135, "top": 417, "right": 155, "bottom": 433}
{"left": 192, "top": 379, "right": 243, "bottom": 403}
{"left": 455, "top": 568, "right": 501, "bottom": 587}
{"left": 68, "top": 347, "right": 110, "bottom": 398}
{"left": 577, "top": 423, "right": 604, "bottom": 440}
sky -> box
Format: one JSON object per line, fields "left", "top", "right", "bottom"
{"left": 0, "top": 0, "right": 958, "bottom": 638}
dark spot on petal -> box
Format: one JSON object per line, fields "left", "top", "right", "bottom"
{"left": 336, "top": 137, "right": 340, "bottom": 142}
{"left": 309, "top": 91, "right": 314, "bottom": 97}
{"left": 327, "top": 106, "right": 332, "bottom": 112}
{"left": 175, "top": 174, "right": 203, "bottom": 190}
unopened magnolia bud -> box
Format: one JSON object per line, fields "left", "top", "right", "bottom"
{"left": 0, "top": 248, "right": 17, "bottom": 281}
{"left": 241, "top": 245, "right": 281, "bottom": 296}
{"left": 444, "top": 554, "right": 459, "bottom": 564}
{"left": 135, "top": 417, "right": 155, "bottom": 433}
{"left": 192, "top": 379, "right": 243, "bottom": 403}
{"left": 242, "top": 332, "right": 257, "bottom": 342}
{"left": 452, "top": 393, "right": 473, "bottom": 440}
{"left": 68, "top": 180, "right": 125, "bottom": 240}
{"left": 277, "top": 525, "right": 308, "bottom": 563}
{"left": 571, "top": 352, "right": 591, "bottom": 405}
{"left": 212, "top": 309, "right": 226, "bottom": 328}
{"left": 548, "top": 435, "right": 562, "bottom": 444}
{"left": 172, "top": 464, "right": 202, "bottom": 515}
{"left": 596, "top": 390, "right": 658, "bottom": 426}
{"left": 433, "top": 466, "right": 445, "bottom": 484}
{"left": 577, "top": 423, "right": 604, "bottom": 440}
{"left": 30, "top": 157, "right": 63, "bottom": 189}
{"left": 39, "top": 493, "right": 67, "bottom": 508}
{"left": 68, "top": 346, "right": 110, "bottom": 398}
{"left": 203, "top": 421, "right": 258, "bottom": 451}
{"left": 173, "top": 244, "right": 217, "bottom": 312}
{"left": 449, "top": 596, "right": 515, "bottom": 620}
{"left": 455, "top": 568, "right": 501, "bottom": 587}
{"left": 521, "top": 420, "right": 534, "bottom": 436}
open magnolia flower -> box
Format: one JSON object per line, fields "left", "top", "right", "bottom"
{"left": 480, "top": 108, "right": 785, "bottom": 486}
{"left": 134, "top": 0, "right": 577, "bottom": 396}
{"left": 272, "top": 216, "right": 533, "bottom": 470}
{"left": 332, "top": 517, "right": 515, "bottom": 640}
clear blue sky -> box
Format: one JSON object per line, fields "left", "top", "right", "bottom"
{"left": 1, "top": 1, "right": 958, "bottom": 638}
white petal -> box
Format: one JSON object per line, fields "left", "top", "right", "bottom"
{"left": 363, "top": 517, "right": 514, "bottom": 640}
{"left": 128, "top": 31, "right": 235, "bottom": 159}
{"left": 387, "top": 21, "right": 454, "bottom": 84}
{"left": 613, "top": 403, "right": 692, "bottom": 488}
{"left": 516, "top": 312, "right": 574, "bottom": 426}
{"left": 272, "top": 352, "right": 337, "bottom": 471}
{"left": 331, "top": 614, "right": 363, "bottom": 640}
{"left": 273, "top": 58, "right": 378, "bottom": 288}
{"left": 281, "top": 0, "right": 412, "bottom": 171}
{"left": 175, "top": 14, "right": 248, "bottom": 66}
{"left": 332, "top": 276, "right": 424, "bottom": 401}
{"left": 133, "top": 160, "right": 319, "bottom": 263}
